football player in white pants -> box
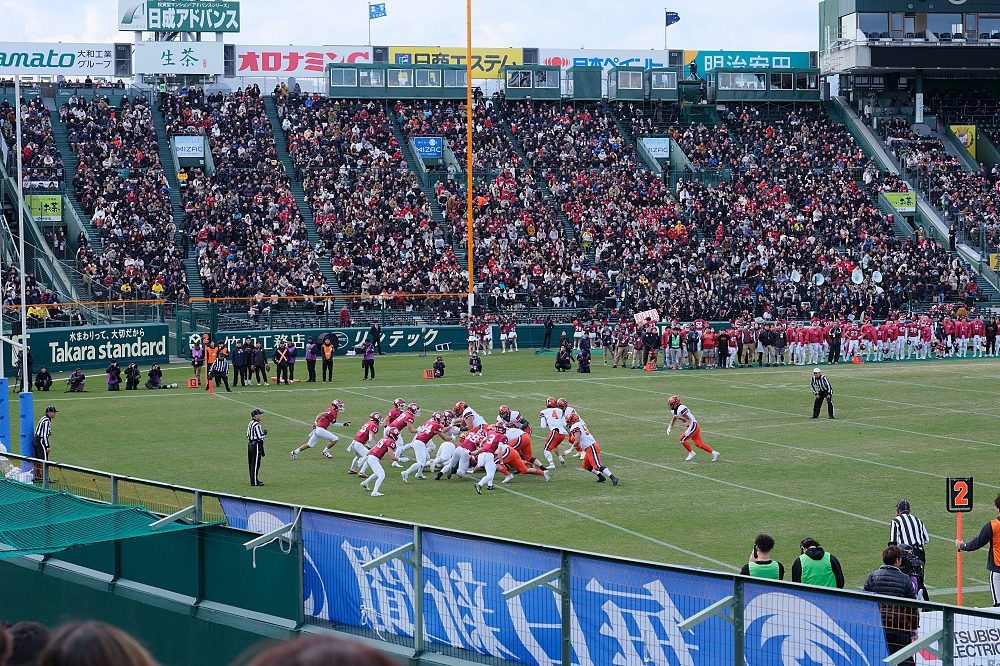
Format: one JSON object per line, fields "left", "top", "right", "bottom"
{"left": 348, "top": 413, "right": 381, "bottom": 476}
{"left": 358, "top": 428, "right": 400, "bottom": 497}
{"left": 471, "top": 427, "right": 505, "bottom": 494}
{"left": 401, "top": 412, "right": 455, "bottom": 482}
{"left": 437, "top": 429, "right": 483, "bottom": 480}
{"left": 291, "top": 400, "right": 350, "bottom": 460}
{"left": 429, "top": 410, "right": 460, "bottom": 471}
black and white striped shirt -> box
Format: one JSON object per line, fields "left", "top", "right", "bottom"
{"left": 247, "top": 420, "right": 265, "bottom": 444}
{"left": 811, "top": 375, "right": 833, "bottom": 395}
{"left": 891, "top": 513, "right": 929, "bottom": 547}
{"left": 211, "top": 357, "right": 229, "bottom": 376}
{"left": 34, "top": 414, "right": 52, "bottom": 448}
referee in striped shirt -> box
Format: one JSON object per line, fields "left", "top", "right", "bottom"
{"left": 890, "top": 499, "right": 929, "bottom": 599}
{"left": 810, "top": 368, "right": 835, "bottom": 419}
{"left": 247, "top": 409, "right": 266, "bottom": 486}
{"left": 32, "top": 406, "right": 57, "bottom": 480}
{"left": 208, "top": 349, "right": 232, "bottom": 392}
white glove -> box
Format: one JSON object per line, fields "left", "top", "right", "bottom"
{"left": 666, "top": 425, "right": 672, "bottom": 435}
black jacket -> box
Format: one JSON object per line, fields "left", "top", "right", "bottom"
{"left": 863, "top": 565, "right": 918, "bottom": 632}
{"left": 251, "top": 348, "right": 267, "bottom": 368}
{"left": 232, "top": 346, "right": 248, "bottom": 367}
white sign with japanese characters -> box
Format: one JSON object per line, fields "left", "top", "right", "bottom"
{"left": 133, "top": 40, "right": 224, "bottom": 75}
{"left": 0, "top": 43, "right": 116, "bottom": 76}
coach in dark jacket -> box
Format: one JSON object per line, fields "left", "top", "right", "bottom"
{"left": 864, "top": 545, "right": 919, "bottom": 664}
{"left": 641, "top": 325, "right": 660, "bottom": 366}
{"left": 370, "top": 322, "right": 384, "bottom": 355}
{"left": 251, "top": 342, "right": 268, "bottom": 386}
{"left": 232, "top": 341, "right": 249, "bottom": 387}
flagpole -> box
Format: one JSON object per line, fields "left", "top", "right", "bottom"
{"left": 664, "top": 6, "right": 668, "bottom": 51}
{"left": 465, "top": 0, "right": 474, "bottom": 319}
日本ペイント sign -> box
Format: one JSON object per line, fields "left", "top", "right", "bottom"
{"left": 119, "top": 0, "right": 240, "bottom": 32}
{"left": 0, "top": 43, "right": 116, "bottom": 76}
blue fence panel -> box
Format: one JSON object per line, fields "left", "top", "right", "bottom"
{"left": 218, "top": 498, "right": 294, "bottom": 531}
{"left": 743, "top": 582, "right": 888, "bottom": 666}
{"left": 569, "top": 556, "right": 733, "bottom": 666}
{"left": 301, "top": 511, "right": 415, "bottom": 642}
{"left": 419, "top": 531, "right": 561, "bottom": 665}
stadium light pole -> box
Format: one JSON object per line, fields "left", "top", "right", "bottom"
{"left": 14, "top": 75, "right": 28, "bottom": 370}
{"left": 465, "top": 0, "right": 474, "bottom": 318}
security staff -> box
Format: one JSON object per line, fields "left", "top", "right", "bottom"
{"left": 273, "top": 341, "right": 290, "bottom": 385}
{"left": 208, "top": 349, "right": 232, "bottom": 392}
{"left": 33, "top": 366, "right": 53, "bottom": 392}
{"left": 247, "top": 408, "right": 266, "bottom": 486}
{"left": 321, "top": 336, "right": 336, "bottom": 383}
{"left": 32, "top": 405, "right": 57, "bottom": 480}
{"left": 810, "top": 368, "right": 835, "bottom": 419}
{"left": 956, "top": 493, "right": 1000, "bottom": 607}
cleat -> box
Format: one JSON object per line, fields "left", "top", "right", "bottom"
{"left": 391, "top": 461, "right": 403, "bottom": 468}
{"left": 547, "top": 463, "right": 556, "bottom": 470}
{"left": 435, "top": 471, "right": 444, "bottom": 480}
{"left": 475, "top": 484, "right": 482, "bottom": 495}
{"left": 558, "top": 457, "right": 566, "bottom": 464}
{"left": 502, "top": 475, "right": 513, "bottom": 484}
{"left": 290, "top": 450, "right": 298, "bottom": 460}
{"left": 322, "top": 450, "right": 332, "bottom": 459}
{"left": 712, "top": 451, "right": 720, "bottom": 462}
{"left": 544, "top": 470, "right": 551, "bottom": 482}
{"left": 348, "top": 469, "right": 358, "bottom": 475}
{"left": 447, "top": 471, "right": 453, "bottom": 479}
{"left": 596, "top": 474, "right": 606, "bottom": 482}
{"left": 487, "top": 485, "right": 494, "bottom": 490}
{"left": 416, "top": 473, "right": 426, "bottom": 479}
{"left": 611, "top": 475, "right": 619, "bottom": 487}
{"left": 371, "top": 492, "right": 384, "bottom": 497}
{"left": 360, "top": 483, "right": 369, "bottom": 491}
{"left": 685, "top": 451, "right": 696, "bottom": 461}
{"left": 358, "top": 472, "right": 369, "bottom": 479}
{"left": 401, "top": 471, "right": 409, "bottom": 483}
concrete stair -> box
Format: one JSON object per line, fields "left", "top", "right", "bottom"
{"left": 262, "top": 96, "right": 343, "bottom": 303}
{"left": 149, "top": 109, "right": 203, "bottom": 300}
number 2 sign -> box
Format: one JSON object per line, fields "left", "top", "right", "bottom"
{"left": 947, "top": 477, "right": 974, "bottom": 513}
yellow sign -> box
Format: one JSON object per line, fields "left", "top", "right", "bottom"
{"left": 991, "top": 254, "right": 1000, "bottom": 271}
{"left": 884, "top": 192, "right": 916, "bottom": 213}
{"left": 951, "top": 124, "right": 976, "bottom": 159}
{"left": 24, "top": 195, "right": 62, "bottom": 222}
{"left": 388, "top": 47, "right": 521, "bottom": 75}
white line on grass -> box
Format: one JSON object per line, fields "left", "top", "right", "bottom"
{"left": 213, "top": 390, "right": 737, "bottom": 569}
{"left": 497, "top": 486, "right": 739, "bottom": 571}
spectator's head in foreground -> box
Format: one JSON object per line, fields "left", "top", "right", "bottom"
{"left": 38, "top": 622, "right": 156, "bottom": 666}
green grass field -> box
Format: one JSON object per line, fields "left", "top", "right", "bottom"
{"left": 13, "top": 350, "right": 1000, "bottom": 608}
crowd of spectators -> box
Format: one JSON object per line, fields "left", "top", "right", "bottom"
{"left": 67, "top": 93, "right": 188, "bottom": 302}
{"left": 171, "top": 86, "right": 328, "bottom": 303}
{"left": 0, "top": 97, "right": 63, "bottom": 186}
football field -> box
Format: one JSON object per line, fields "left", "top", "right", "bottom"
{"left": 15, "top": 350, "right": 1000, "bottom": 608}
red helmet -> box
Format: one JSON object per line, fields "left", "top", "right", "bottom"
{"left": 407, "top": 402, "right": 420, "bottom": 415}
{"left": 432, "top": 411, "right": 444, "bottom": 424}
{"left": 556, "top": 398, "right": 568, "bottom": 410}
{"left": 545, "top": 397, "right": 557, "bottom": 408}
{"left": 332, "top": 399, "right": 344, "bottom": 410}
{"left": 493, "top": 423, "right": 507, "bottom": 434}
{"left": 455, "top": 401, "right": 467, "bottom": 414}
{"left": 443, "top": 409, "right": 455, "bottom": 421}
{"left": 566, "top": 412, "right": 580, "bottom": 426}
{"left": 394, "top": 398, "right": 406, "bottom": 410}
{"left": 498, "top": 405, "right": 511, "bottom": 420}
{"left": 370, "top": 412, "right": 382, "bottom": 423}
{"left": 668, "top": 395, "right": 681, "bottom": 410}
{"left": 385, "top": 427, "right": 400, "bottom": 440}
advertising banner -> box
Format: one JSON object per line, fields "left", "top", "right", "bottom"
{"left": 917, "top": 610, "right": 1000, "bottom": 664}
{"left": 390, "top": 46, "right": 521, "bottom": 75}
{"left": 134, "top": 40, "right": 224, "bottom": 75}
{"left": 0, "top": 43, "right": 115, "bottom": 77}
{"left": 173, "top": 135, "right": 204, "bottom": 158}
{"left": 952, "top": 124, "right": 977, "bottom": 159}
{"left": 641, "top": 138, "right": 671, "bottom": 159}
{"left": 24, "top": 195, "right": 62, "bottom": 222}
{"left": 234, "top": 45, "right": 371, "bottom": 76}
{"left": 412, "top": 137, "right": 443, "bottom": 160}
{"left": 915, "top": 92, "right": 924, "bottom": 124}
{"left": 119, "top": 0, "right": 240, "bottom": 32}
{"left": 885, "top": 191, "right": 917, "bottom": 213}
{"left": 685, "top": 50, "right": 810, "bottom": 72}
{"left": 539, "top": 48, "right": 666, "bottom": 71}
{"left": 5, "top": 324, "right": 169, "bottom": 375}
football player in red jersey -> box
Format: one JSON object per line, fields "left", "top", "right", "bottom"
{"left": 401, "top": 413, "right": 455, "bottom": 482}
{"left": 348, "top": 412, "right": 381, "bottom": 476}
{"left": 291, "top": 400, "right": 350, "bottom": 460}
{"left": 388, "top": 403, "right": 421, "bottom": 467}
{"left": 470, "top": 426, "right": 507, "bottom": 494}
{"left": 359, "top": 428, "right": 400, "bottom": 497}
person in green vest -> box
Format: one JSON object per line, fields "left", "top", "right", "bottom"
{"left": 741, "top": 534, "right": 785, "bottom": 580}
{"left": 792, "top": 537, "right": 845, "bottom": 588}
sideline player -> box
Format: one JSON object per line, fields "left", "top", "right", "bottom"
{"left": 291, "top": 400, "right": 350, "bottom": 460}
{"left": 494, "top": 424, "right": 550, "bottom": 483}
{"left": 566, "top": 413, "right": 619, "bottom": 486}
{"left": 358, "top": 427, "right": 400, "bottom": 497}
{"left": 401, "top": 411, "right": 455, "bottom": 482}
{"left": 348, "top": 412, "right": 381, "bottom": 476}
{"left": 667, "top": 395, "right": 719, "bottom": 462}
{"left": 539, "top": 397, "right": 567, "bottom": 468}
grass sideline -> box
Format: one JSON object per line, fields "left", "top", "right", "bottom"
{"left": 10, "top": 350, "right": 1000, "bottom": 608}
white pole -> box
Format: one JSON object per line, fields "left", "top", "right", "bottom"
{"left": 664, "top": 7, "right": 668, "bottom": 51}
{"left": 14, "top": 76, "right": 28, "bottom": 374}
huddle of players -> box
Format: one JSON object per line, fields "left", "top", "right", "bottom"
{"left": 291, "top": 397, "right": 619, "bottom": 497}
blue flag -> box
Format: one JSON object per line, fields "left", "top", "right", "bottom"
{"left": 369, "top": 3, "right": 386, "bottom": 19}
{"left": 666, "top": 11, "right": 680, "bottom": 26}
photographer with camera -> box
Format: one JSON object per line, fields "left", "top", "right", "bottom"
{"left": 741, "top": 534, "right": 785, "bottom": 580}
{"left": 889, "top": 499, "right": 929, "bottom": 600}
{"left": 66, "top": 368, "right": 85, "bottom": 392}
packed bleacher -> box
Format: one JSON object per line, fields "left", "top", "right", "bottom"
{"left": 2, "top": 97, "right": 63, "bottom": 187}
{"left": 68, "top": 93, "right": 189, "bottom": 302}
{"left": 171, "top": 87, "right": 329, "bottom": 303}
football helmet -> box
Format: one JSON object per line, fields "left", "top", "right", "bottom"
{"left": 385, "top": 427, "right": 400, "bottom": 439}
{"left": 455, "top": 401, "right": 468, "bottom": 414}
{"left": 393, "top": 398, "right": 406, "bottom": 410}
{"left": 545, "top": 397, "right": 557, "bottom": 408}
{"left": 370, "top": 412, "right": 382, "bottom": 423}
{"left": 498, "top": 405, "right": 511, "bottom": 420}
{"left": 407, "top": 402, "right": 420, "bottom": 415}
{"left": 556, "top": 398, "right": 568, "bottom": 410}
{"left": 668, "top": 395, "right": 681, "bottom": 410}
{"left": 565, "top": 412, "right": 580, "bottom": 426}
{"left": 331, "top": 399, "right": 344, "bottom": 410}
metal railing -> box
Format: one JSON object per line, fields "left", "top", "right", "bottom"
{"left": 1, "top": 451, "right": 997, "bottom": 666}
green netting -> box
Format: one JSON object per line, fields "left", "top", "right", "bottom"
{"left": 0, "top": 479, "right": 215, "bottom": 559}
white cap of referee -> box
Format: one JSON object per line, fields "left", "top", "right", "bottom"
{"left": 813, "top": 368, "right": 822, "bottom": 374}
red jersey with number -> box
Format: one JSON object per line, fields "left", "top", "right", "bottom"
{"left": 369, "top": 436, "right": 396, "bottom": 459}
{"left": 317, "top": 408, "right": 339, "bottom": 429}
{"left": 354, "top": 420, "right": 379, "bottom": 444}
{"left": 415, "top": 420, "right": 444, "bottom": 444}
{"left": 389, "top": 412, "right": 415, "bottom": 431}
{"left": 479, "top": 431, "right": 505, "bottom": 455}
